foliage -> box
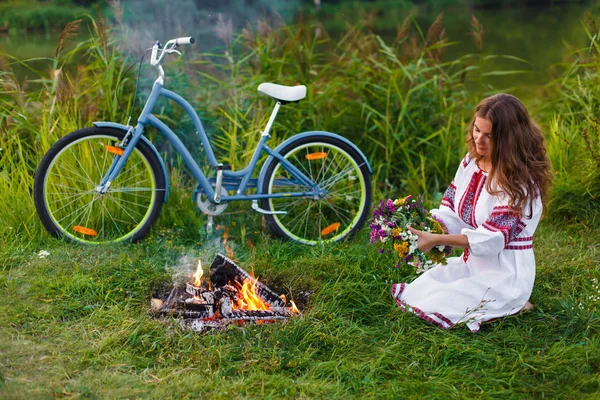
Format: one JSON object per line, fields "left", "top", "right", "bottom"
{"left": 0, "top": 0, "right": 89, "bottom": 33}
{"left": 541, "top": 11, "right": 600, "bottom": 225}
{"left": 185, "top": 13, "right": 492, "bottom": 203}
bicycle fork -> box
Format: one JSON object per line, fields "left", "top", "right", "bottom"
{"left": 96, "top": 125, "right": 142, "bottom": 194}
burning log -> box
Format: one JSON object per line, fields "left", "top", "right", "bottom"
{"left": 153, "top": 253, "right": 300, "bottom": 333}
{"left": 209, "top": 253, "right": 285, "bottom": 308}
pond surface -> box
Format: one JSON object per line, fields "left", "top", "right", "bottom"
{"left": 0, "top": 2, "right": 595, "bottom": 102}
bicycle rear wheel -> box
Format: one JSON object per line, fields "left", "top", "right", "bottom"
{"left": 260, "top": 136, "right": 371, "bottom": 245}
{"left": 34, "top": 127, "right": 165, "bottom": 244}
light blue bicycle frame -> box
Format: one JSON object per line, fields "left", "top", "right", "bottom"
{"left": 94, "top": 80, "right": 328, "bottom": 205}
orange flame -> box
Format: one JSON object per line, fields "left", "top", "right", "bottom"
{"left": 290, "top": 300, "right": 300, "bottom": 314}
{"left": 216, "top": 225, "right": 235, "bottom": 259}
{"left": 193, "top": 259, "right": 204, "bottom": 287}
{"left": 233, "top": 279, "right": 270, "bottom": 311}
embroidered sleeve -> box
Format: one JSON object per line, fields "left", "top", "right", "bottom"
{"left": 482, "top": 206, "right": 526, "bottom": 247}
{"left": 429, "top": 154, "right": 471, "bottom": 235}
{"left": 461, "top": 206, "right": 527, "bottom": 258}
{"left": 440, "top": 181, "right": 457, "bottom": 212}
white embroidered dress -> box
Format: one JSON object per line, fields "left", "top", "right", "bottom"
{"left": 391, "top": 155, "right": 542, "bottom": 332}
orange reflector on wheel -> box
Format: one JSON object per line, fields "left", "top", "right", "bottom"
{"left": 105, "top": 145, "right": 124, "bottom": 156}
{"left": 321, "top": 222, "right": 341, "bottom": 236}
{"left": 73, "top": 226, "right": 98, "bottom": 236}
{"left": 305, "top": 152, "right": 327, "bottom": 160}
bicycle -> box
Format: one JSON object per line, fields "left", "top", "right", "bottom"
{"left": 33, "top": 37, "right": 373, "bottom": 245}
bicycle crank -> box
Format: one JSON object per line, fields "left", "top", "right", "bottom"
{"left": 196, "top": 187, "right": 228, "bottom": 216}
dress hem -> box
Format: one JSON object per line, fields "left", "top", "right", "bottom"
{"left": 391, "top": 283, "right": 460, "bottom": 330}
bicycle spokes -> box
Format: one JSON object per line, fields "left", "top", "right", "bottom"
{"left": 266, "top": 142, "right": 367, "bottom": 244}
{"left": 44, "top": 135, "right": 157, "bottom": 243}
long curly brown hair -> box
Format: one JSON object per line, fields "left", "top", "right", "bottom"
{"left": 466, "top": 94, "right": 553, "bottom": 218}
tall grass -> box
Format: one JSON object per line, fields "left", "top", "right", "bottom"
{"left": 184, "top": 13, "right": 502, "bottom": 203}
{"left": 541, "top": 11, "right": 600, "bottom": 225}
{"left": 1, "top": 9, "right": 597, "bottom": 243}
{"left": 0, "top": 15, "right": 135, "bottom": 240}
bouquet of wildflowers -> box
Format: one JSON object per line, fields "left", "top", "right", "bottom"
{"left": 369, "top": 195, "right": 452, "bottom": 273}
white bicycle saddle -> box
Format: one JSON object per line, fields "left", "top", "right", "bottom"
{"left": 257, "top": 82, "right": 307, "bottom": 102}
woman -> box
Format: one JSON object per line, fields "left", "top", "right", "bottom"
{"left": 391, "top": 93, "right": 552, "bottom": 332}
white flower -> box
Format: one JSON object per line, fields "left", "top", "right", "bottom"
{"left": 38, "top": 250, "right": 50, "bottom": 258}
{"left": 409, "top": 241, "right": 419, "bottom": 254}
{"left": 436, "top": 245, "right": 445, "bottom": 252}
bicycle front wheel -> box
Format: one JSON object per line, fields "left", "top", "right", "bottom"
{"left": 260, "top": 136, "right": 372, "bottom": 245}
{"left": 34, "top": 127, "right": 165, "bottom": 244}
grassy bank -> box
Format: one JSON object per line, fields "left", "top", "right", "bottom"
{"left": 0, "top": 221, "right": 599, "bottom": 398}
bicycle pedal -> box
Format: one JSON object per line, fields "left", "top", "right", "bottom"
{"left": 251, "top": 200, "right": 287, "bottom": 215}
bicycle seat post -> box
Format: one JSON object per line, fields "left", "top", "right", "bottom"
{"left": 262, "top": 101, "right": 282, "bottom": 137}
{"left": 214, "top": 163, "right": 231, "bottom": 203}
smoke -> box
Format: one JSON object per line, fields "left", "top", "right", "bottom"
{"left": 165, "top": 234, "right": 237, "bottom": 286}
{"left": 108, "top": 0, "right": 302, "bottom": 55}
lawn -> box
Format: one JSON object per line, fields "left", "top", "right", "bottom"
{"left": 1, "top": 217, "right": 598, "bottom": 398}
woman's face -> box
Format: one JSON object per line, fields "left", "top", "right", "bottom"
{"left": 473, "top": 117, "right": 493, "bottom": 158}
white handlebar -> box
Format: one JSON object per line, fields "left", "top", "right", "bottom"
{"left": 175, "top": 37, "right": 195, "bottom": 45}
{"left": 150, "top": 36, "right": 195, "bottom": 84}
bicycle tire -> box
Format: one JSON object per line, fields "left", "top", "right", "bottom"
{"left": 260, "top": 135, "right": 372, "bottom": 245}
{"left": 34, "top": 127, "right": 165, "bottom": 244}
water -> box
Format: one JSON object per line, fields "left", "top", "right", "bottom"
{"left": 0, "top": 1, "right": 595, "bottom": 102}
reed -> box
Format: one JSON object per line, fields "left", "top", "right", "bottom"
{"left": 540, "top": 13, "right": 600, "bottom": 224}
{"left": 0, "top": 10, "right": 596, "bottom": 241}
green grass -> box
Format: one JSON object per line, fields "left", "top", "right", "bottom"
{"left": 1, "top": 11, "right": 600, "bottom": 398}
{"left": 0, "top": 219, "right": 599, "bottom": 398}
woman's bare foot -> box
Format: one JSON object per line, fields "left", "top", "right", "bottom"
{"left": 521, "top": 301, "right": 534, "bottom": 312}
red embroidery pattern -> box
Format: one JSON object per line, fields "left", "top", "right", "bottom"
{"left": 458, "top": 170, "right": 487, "bottom": 228}
{"left": 392, "top": 283, "right": 454, "bottom": 329}
{"left": 462, "top": 154, "right": 470, "bottom": 168}
{"left": 506, "top": 235, "right": 533, "bottom": 250}
{"left": 441, "top": 181, "right": 457, "bottom": 211}
{"left": 482, "top": 206, "right": 526, "bottom": 247}
{"left": 506, "top": 244, "right": 533, "bottom": 250}
{"left": 510, "top": 236, "right": 533, "bottom": 242}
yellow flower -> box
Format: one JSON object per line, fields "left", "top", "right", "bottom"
{"left": 392, "top": 227, "right": 402, "bottom": 237}
{"left": 428, "top": 218, "right": 445, "bottom": 234}
{"left": 394, "top": 241, "right": 410, "bottom": 258}
{"left": 429, "top": 250, "right": 445, "bottom": 263}
{"left": 394, "top": 196, "right": 410, "bottom": 206}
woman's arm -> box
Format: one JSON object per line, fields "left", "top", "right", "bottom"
{"left": 407, "top": 226, "right": 469, "bottom": 253}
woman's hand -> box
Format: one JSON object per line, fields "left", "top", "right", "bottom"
{"left": 407, "top": 226, "right": 438, "bottom": 253}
